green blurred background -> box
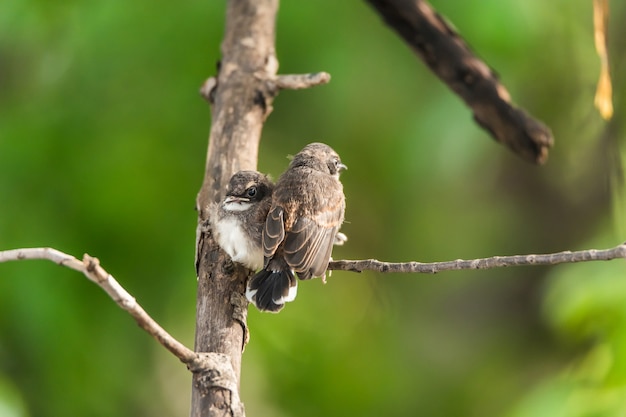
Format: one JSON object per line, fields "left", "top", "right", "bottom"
{"left": 1, "top": 0, "right": 625, "bottom": 416}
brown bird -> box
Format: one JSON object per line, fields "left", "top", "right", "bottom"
{"left": 210, "top": 171, "right": 274, "bottom": 270}
{"left": 246, "top": 143, "right": 347, "bottom": 312}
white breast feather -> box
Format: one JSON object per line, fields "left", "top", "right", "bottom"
{"left": 214, "top": 217, "right": 263, "bottom": 270}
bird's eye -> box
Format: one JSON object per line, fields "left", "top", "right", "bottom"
{"left": 328, "top": 158, "right": 340, "bottom": 174}
{"left": 246, "top": 187, "right": 257, "bottom": 197}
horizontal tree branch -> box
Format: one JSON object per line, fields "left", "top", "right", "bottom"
{"left": 4, "top": 242, "right": 624, "bottom": 293}
{"left": 272, "top": 72, "right": 331, "bottom": 90}
{"left": 3, "top": 242, "right": 624, "bottom": 366}
{"left": 199, "top": 72, "right": 331, "bottom": 103}
{"left": 329, "top": 242, "right": 626, "bottom": 273}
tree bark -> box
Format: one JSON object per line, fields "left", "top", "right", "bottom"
{"left": 192, "top": 1, "right": 279, "bottom": 416}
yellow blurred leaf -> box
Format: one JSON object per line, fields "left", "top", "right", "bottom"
{"left": 593, "top": 0, "right": 613, "bottom": 120}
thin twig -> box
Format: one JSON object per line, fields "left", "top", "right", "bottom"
{"left": 273, "top": 72, "right": 331, "bottom": 90}
{"left": 200, "top": 72, "right": 331, "bottom": 104}
{"left": 329, "top": 242, "right": 626, "bottom": 273}
{"left": 0, "top": 248, "right": 201, "bottom": 367}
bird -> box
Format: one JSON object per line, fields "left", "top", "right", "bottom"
{"left": 246, "top": 142, "right": 347, "bottom": 312}
{"left": 210, "top": 170, "right": 274, "bottom": 270}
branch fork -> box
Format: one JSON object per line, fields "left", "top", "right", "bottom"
{"left": 200, "top": 71, "right": 331, "bottom": 104}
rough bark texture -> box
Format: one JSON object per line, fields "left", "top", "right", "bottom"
{"left": 366, "top": 0, "right": 554, "bottom": 164}
{"left": 192, "top": 1, "right": 279, "bottom": 416}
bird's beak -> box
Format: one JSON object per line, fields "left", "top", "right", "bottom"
{"left": 224, "top": 196, "right": 249, "bottom": 204}
{"left": 338, "top": 163, "right": 348, "bottom": 172}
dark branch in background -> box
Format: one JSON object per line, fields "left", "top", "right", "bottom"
{"left": 366, "top": 0, "right": 554, "bottom": 164}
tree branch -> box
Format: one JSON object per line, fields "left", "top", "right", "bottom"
{"left": 193, "top": 1, "right": 330, "bottom": 415}
{"left": 193, "top": 0, "right": 281, "bottom": 413}
{"left": 329, "top": 242, "right": 626, "bottom": 273}
{"left": 199, "top": 71, "right": 331, "bottom": 103}
{"left": 273, "top": 72, "right": 331, "bottom": 90}
{"left": 0, "top": 248, "right": 199, "bottom": 365}
{"left": 365, "top": 0, "right": 554, "bottom": 164}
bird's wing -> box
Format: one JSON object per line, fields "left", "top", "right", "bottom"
{"left": 283, "top": 200, "right": 344, "bottom": 279}
{"left": 262, "top": 206, "right": 285, "bottom": 263}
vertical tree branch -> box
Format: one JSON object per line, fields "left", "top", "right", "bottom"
{"left": 192, "top": 1, "right": 279, "bottom": 416}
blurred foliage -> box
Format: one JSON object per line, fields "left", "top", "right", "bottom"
{"left": 1, "top": 0, "right": 625, "bottom": 416}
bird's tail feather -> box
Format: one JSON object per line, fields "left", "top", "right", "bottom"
{"left": 246, "top": 268, "right": 298, "bottom": 312}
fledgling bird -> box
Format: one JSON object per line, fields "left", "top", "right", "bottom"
{"left": 246, "top": 142, "right": 347, "bottom": 312}
{"left": 210, "top": 171, "right": 274, "bottom": 270}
